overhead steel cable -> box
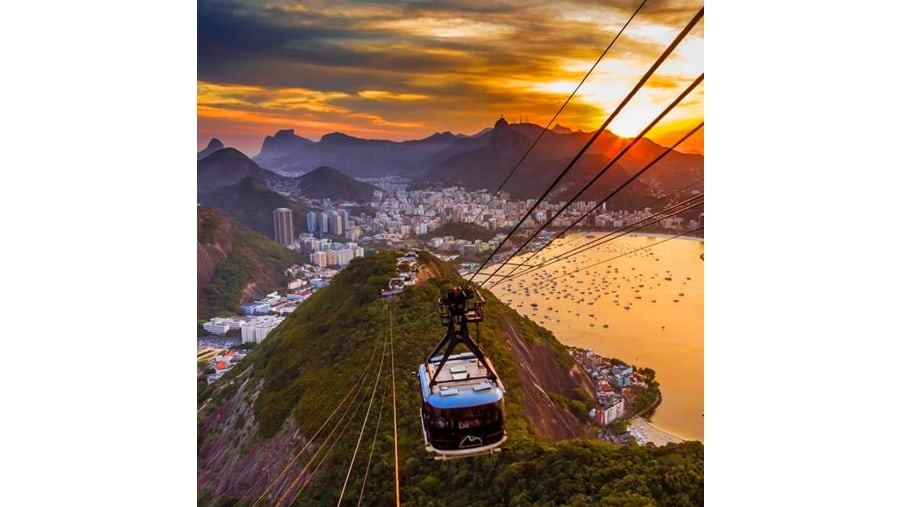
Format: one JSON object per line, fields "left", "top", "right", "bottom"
{"left": 503, "top": 226, "right": 704, "bottom": 291}
{"left": 487, "top": 194, "right": 703, "bottom": 289}
{"left": 252, "top": 330, "right": 383, "bottom": 507}
{"left": 288, "top": 398, "right": 368, "bottom": 505}
{"left": 478, "top": 75, "right": 703, "bottom": 288}
{"left": 270, "top": 326, "right": 384, "bottom": 507}
{"left": 337, "top": 324, "right": 390, "bottom": 505}
{"left": 486, "top": 195, "right": 704, "bottom": 287}
{"left": 473, "top": 0, "right": 648, "bottom": 220}
{"left": 389, "top": 300, "right": 401, "bottom": 507}
{"left": 355, "top": 378, "right": 389, "bottom": 507}
{"left": 276, "top": 369, "right": 374, "bottom": 507}
{"left": 488, "top": 120, "right": 704, "bottom": 286}
{"left": 537, "top": 175, "right": 704, "bottom": 253}
{"left": 466, "top": 6, "right": 704, "bottom": 288}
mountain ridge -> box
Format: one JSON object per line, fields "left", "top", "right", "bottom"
{"left": 246, "top": 119, "right": 702, "bottom": 209}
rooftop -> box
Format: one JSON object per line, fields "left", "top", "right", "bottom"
{"left": 419, "top": 352, "right": 504, "bottom": 409}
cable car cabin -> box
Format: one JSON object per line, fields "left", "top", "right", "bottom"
{"left": 420, "top": 286, "right": 505, "bottom": 458}
{"left": 418, "top": 352, "right": 507, "bottom": 459}
{"left": 380, "top": 278, "right": 406, "bottom": 297}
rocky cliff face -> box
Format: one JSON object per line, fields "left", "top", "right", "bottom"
{"left": 197, "top": 206, "right": 234, "bottom": 296}
{"left": 197, "top": 206, "right": 302, "bottom": 318}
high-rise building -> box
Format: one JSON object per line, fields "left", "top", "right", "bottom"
{"left": 329, "top": 211, "right": 343, "bottom": 236}
{"left": 319, "top": 212, "right": 329, "bottom": 235}
{"left": 310, "top": 250, "right": 328, "bottom": 267}
{"left": 306, "top": 211, "right": 317, "bottom": 233}
{"left": 273, "top": 208, "right": 294, "bottom": 246}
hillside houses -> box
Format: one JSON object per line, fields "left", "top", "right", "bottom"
{"left": 569, "top": 347, "right": 650, "bottom": 426}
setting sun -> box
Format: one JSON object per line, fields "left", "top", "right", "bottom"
{"left": 607, "top": 103, "right": 667, "bottom": 138}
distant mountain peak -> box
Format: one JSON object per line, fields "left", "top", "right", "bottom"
{"left": 419, "top": 131, "right": 459, "bottom": 143}
{"left": 259, "top": 129, "right": 313, "bottom": 159}
{"left": 551, "top": 124, "right": 573, "bottom": 134}
{"left": 494, "top": 116, "right": 509, "bottom": 129}
{"left": 306, "top": 165, "right": 341, "bottom": 175}
{"left": 320, "top": 132, "right": 356, "bottom": 143}
{"left": 267, "top": 129, "right": 313, "bottom": 144}
{"left": 198, "top": 138, "right": 226, "bottom": 160}
{"left": 206, "top": 147, "right": 250, "bottom": 161}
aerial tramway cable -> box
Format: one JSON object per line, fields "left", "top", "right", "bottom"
{"left": 505, "top": 226, "right": 704, "bottom": 292}
{"left": 355, "top": 378, "right": 389, "bottom": 507}
{"left": 478, "top": 76, "right": 704, "bottom": 288}
{"left": 252, "top": 325, "right": 384, "bottom": 507}
{"left": 337, "top": 319, "right": 390, "bottom": 505}
{"left": 278, "top": 351, "right": 381, "bottom": 506}
{"left": 529, "top": 175, "right": 704, "bottom": 254}
{"left": 286, "top": 396, "right": 368, "bottom": 505}
{"left": 486, "top": 122, "right": 705, "bottom": 288}
{"left": 473, "top": 0, "right": 648, "bottom": 219}
{"left": 487, "top": 195, "right": 704, "bottom": 288}
{"left": 389, "top": 299, "right": 401, "bottom": 507}
{"left": 467, "top": 6, "right": 705, "bottom": 288}
{"left": 491, "top": 201, "right": 704, "bottom": 293}
{"left": 268, "top": 323, "right": 384, "bottom": 507}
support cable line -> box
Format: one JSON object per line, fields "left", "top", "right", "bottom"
{"left": 473, "top": 0, "right": 648, "bottom": 219}
{"left": 485, "top": 194, "right": 703, "bottom": 286}
{"left": 355, "top": 378, "right": 389, "bottom": 507}
{"left": 252, "top": 330, "right": 383, "bottom": 507}
{"left": 466, "top": 6, "right": 704, "bottom": 288}
{"left": 486, "top": 121, "right": 704, "bottom": 288}
{"left": 270, "top": 328, "right": 384, "bottom": 507}
{"left": 527, "top": 175, "right": 703, "bottom": 255}
{"left": 478, "top": 75, "right": 703, "bottom": 288}
{"left": 287, "top": 398, "right": 368, "bottom": 506}
{"left": 389, "top": 300, "right": 401, "bottom": 507}
{"left": 509, "top": 226, "right": 704, "bottom": 290}
{"left": 489, "top": 198, "right": 704, "bottom": 290}
{"left": 277, "top": 366, "right": 376, "bottom": 507}
{"left": 337, "top": 324, "right": 390, "bottom": 506}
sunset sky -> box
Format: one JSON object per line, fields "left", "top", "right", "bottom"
{"left": 198, "top": 0, "right": 704, "bottom": 155}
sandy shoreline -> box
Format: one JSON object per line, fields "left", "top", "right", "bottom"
{"left": 628, "top": 417, "right": 691, "bottom": 446}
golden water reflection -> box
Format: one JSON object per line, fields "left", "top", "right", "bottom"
{"left": 474, "top": 233, "right": 704, "bottom": 442}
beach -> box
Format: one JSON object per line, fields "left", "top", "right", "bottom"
{"left": 628, "top": 417, "right": 686, "bottom": 446}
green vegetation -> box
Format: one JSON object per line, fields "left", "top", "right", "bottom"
{"left": 299, "top": 166, "right": 380, "bottom": 202}
{"left": 422, "top": 221, "right": 496, "bottom": 242}
{"left": 201, "top": 252, "right": 703, "bottom": 505}
{"left": 202, "top": 249, "right": 251, "bottom": 318}
{"left": 200, "top": 177, "right": 313, "bottom": 238}
{"left": 550, "top": 391, "right": 592, "bottom": 423}
{"left": 198, "top": 213, "right": 219, "bottom": 245}
{"left": 632, "top": 367, "right": 661, "bottom": 417}
{"left": 197, "top": 207, "right": 305, "bottom": 319}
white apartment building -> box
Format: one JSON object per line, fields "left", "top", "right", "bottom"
{"left": 241, "top": 316, "right": 285, "bottom": 344}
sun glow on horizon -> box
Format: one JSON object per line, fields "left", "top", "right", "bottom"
{"left": 198, "top": 1, "right": 703, "bottom": 155}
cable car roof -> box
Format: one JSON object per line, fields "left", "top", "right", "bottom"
{"left": 418, "top": 353, "right": 505, "bottom": 409}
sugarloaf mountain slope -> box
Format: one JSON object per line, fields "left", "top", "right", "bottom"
{"left": 197, "top": 251, "right": 703, "bottom": 506}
